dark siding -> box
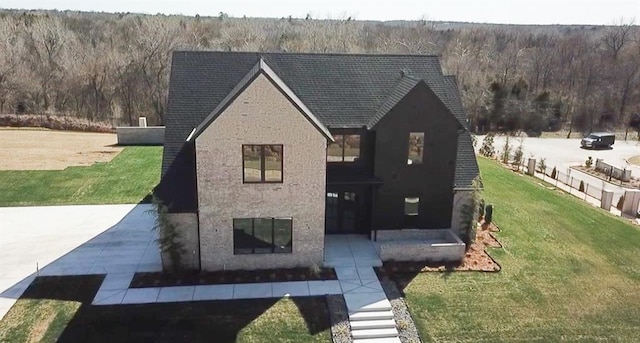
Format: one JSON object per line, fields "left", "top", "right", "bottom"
{"left": 326, "top": 128, "right": 374, "bottom": 182}
{"left": 372, "top": 82, "right": 459, "bottom": 230}
{"left": 155, "top": 142, "right": 198, "bottom": 213}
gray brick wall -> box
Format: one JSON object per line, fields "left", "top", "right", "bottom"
{"left": 195, "top": 73, "right": 327, "bottom": 271}
{"left": 451, "top": 190, "right": 472, "bottom": 235}
{"left": 166, "top": 213, "right": 200, "bottom": 270}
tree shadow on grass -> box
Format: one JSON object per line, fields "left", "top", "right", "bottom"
{"left": 17, "top": 275, "right": 331, "bottom": 343}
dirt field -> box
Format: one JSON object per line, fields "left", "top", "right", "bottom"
{"left": 0, "top": 127, "right": 123, "bottom": 170}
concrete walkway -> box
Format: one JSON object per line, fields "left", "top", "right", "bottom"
{"left": 325, "top": 235, "right": 400, "bottom": 343}
{"left": 92, "top": 272, "right": 342, "bottom": 305}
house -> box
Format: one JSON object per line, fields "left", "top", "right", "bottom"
{"left": 156, "top": 51, "right": 479, "bottom": 271}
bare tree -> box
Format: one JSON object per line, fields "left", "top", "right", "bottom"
{"left": 602, "top": 19, "right": 634, "bottom": 60}
{"left": 0, "top": 17, "right": 24, "bottom": 113}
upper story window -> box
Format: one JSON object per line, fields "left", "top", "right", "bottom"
{"left": 407, "top": 132, "right": 424, "bottom": 165}
{"left": 327, "top": 134, "right": 360, "bottom": 162}
{"left": 243, "top": 145, "right": 283, "bottom": 183}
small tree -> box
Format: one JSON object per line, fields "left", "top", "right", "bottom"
{"left": 551, "top": 166, "right": 557, "bottom": 179}
{"left": 616, "top": 195, "right": 625, "bottom": 210}
{"left": 579, "top": 180, "right": 585, "bottom": 192}
{"left": 585, "top": 156, "right": 593, "bottom": 168}
{"left": 479, "top": 133, "right": 496, "bottom": 157}
{"left": 538, "top": 158, "right": 547, "bottom": 174}
{"left": 149, "top": 194, "right": 185, "bottom": 272}
{"left": 512, "top": 139, "right": 524, "bottom": 169}
{"left": 501, "top": 136, "right": 511, "bottom": 164}
{"left": 459, "top": 176, "right": 482, "bottom": 247}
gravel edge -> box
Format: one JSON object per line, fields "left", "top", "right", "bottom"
{"left": 379, "top": 276, "right": 423, "bottom": 343}
{"left": 327, "top": 294, "right": 353, "bottom": 343}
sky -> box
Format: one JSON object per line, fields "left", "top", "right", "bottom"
{"left": 1, "top": 0, "right": 638, "bottom": 25}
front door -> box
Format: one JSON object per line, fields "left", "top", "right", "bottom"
{"left": 325, "top": 191, "right": 359, "bottom": 234}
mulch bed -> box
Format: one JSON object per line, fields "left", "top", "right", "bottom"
{"left": 573, "top": 165, "right": 640, "bottom": 188}
{"left": 376, "top": 221, "right": 502, "bottom": 275}
{"left": 130, "top": 267, "right": 337, "bottom": 288}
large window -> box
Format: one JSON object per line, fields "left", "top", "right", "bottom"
{"left": 404, "top": 197, "right": 419, "bottom": 216}
{"left": 408, "top": 132, "right": 424, "bottom": 165}
{"left": 243, "top": 145, "right": 283, "bottom": 183}
{"left": 233, "top": 218, "right": 293, "bottom": 254}
{"left": 327, "top": 134, "right": 360, "bottom": 162}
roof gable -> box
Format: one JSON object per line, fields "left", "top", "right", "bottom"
{"left": 189, "top": 58, "right": 332, "bottom": 142}
{"left": 367, "top": 74, "right": 422, "bottom": 129}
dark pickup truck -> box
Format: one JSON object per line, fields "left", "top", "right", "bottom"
{"left": 580, "top": 132, "right": 615, "bottom": 149}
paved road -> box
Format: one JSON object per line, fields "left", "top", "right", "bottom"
{"left": 476, "top": 136, "right": 640, "bottom": 200}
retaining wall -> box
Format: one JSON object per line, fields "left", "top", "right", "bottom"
{"left": 595, "top": 159, "right": 631, "bottom": 182}
{"left": 116, "top": 126, "right": 164, "bottom": 145}
{"left": 372, "top": 229, "right": 466, "bottom": 262}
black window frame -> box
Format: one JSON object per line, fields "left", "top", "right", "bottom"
{"left": 242, "top": 144, "right": 283, "bottom": 183}
{"left": 233, "top": 217, "right": 293, "bottom": 255}
{"left": 404, "top": 196, "right": 420, "bottom": 216}
{"left": 327, "top": 134, "right": 361, "bottom": 163}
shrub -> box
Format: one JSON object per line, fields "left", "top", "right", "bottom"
{"left": 459, "top": 177, "right": 482, "bottom": 247}
{"left": 616, "top": 195, "right": 625, "bottom": 210}
{"left": 478, "top": 198, "right": 486, "bottom": 217}
{"left": 479, "top": 133, "right": 495, "bottom": 157}
{"left": 585, "top": 156, "right": 593, "bottom": 168}
{"left": 501, "top": 136, "right": 511, "bottom": 164}
{"left": 579, "top": 180, "right": 585, "bottom": 192}
{"left": 551, "top": 166, "right": 557, "bottom": 179}
{"left": 485, "top": 204, "right": 493, "bottom": 224}
{"left": 538, "top": 158, "right": 547, "bottom": 173}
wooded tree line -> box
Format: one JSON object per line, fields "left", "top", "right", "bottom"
{"left": 0, "top": 10, "right": 638, "bottom": 136}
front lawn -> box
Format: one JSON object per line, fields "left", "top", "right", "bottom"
{"left": 399, "top": 157, "right": 640, "bottom": 342}
{"left": 0, "top": 275, "right": 331, "bottom": 343}
{"left": 0, "top": 147, "right": 162, "bottom": 206}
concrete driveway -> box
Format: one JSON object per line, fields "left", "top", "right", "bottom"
{"left": 478, "top": 136, "right": 640, "bottom": 200}
{"left": 0, "top": 204, "right": 160, "bottom": 319}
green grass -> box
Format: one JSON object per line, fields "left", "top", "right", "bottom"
{"left": 0, "top": 147, "right": 162, "bottom": 206}
{"left": 0, "top": 275, "right": 331, "bottom": 343}
{"left": 400, "top": 157, "right": 640, "bottom": 342}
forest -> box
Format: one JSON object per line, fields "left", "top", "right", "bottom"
{"left": 0, "top": 9, "right": 638, "bottom": 137}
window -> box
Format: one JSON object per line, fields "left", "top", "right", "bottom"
{"left": 327, "top": 134, "right": 360, "bottom": 162}
{"left": 233, "top": 218, "right": 293, "bottom": 254}
{"left": 408, "top": 132, "right": 424, "bottom": 165}
{"left": 404, "top": 197, "right": 419, "bottom": 216}
{"left": 243, "top": 145, "right": 283, "bottom": 183}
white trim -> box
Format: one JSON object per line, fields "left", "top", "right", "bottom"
{"left": 185, "top": 127, "right": 196, "bottom": 142}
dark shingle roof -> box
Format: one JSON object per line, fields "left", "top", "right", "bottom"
{"left": 160, "top": 51, "right": 478, "bottom": 210}
{"left": 190, "top": 58, "right": 332, "bottom": 141}
{"left": 368, "top": 74, "right": 422, "bottom": 128}
{"left": 444, "top": 75, "right": 480, "bottom": 188}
